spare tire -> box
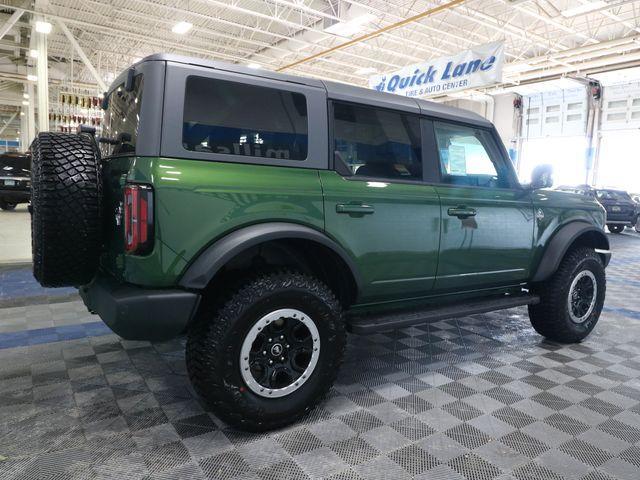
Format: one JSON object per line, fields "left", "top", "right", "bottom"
{"left": 31, "top": 132, "right": 102, "bottom": 287}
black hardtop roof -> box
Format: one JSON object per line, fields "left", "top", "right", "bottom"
{"left": 131, "top": 53, "right": 492, "bottom": 128}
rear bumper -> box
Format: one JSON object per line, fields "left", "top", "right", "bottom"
{"left": 79, "top": 274, "right": 200, "bottom": 341}
{"left": 606, "top": 220, "right": 634, "bottom": 225}
{"left": 0, "top": 189, "right": 30, "bottom": 203}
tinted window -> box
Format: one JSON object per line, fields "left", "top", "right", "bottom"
{"left": 183, "top": 76, "right": 308, "bottom": 161}
{"left": 596, "top": 190, "right": 631, "bottom": 201}
{"left": 333, "top": 102, "right": 422, "bottom": 181}
{"left": 434, "top": 122, "right": 509, "bottom": 188}
{"left": 101, "top": 74, "right": 143, "bottom": 157}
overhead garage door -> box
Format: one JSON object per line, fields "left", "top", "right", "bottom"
{"left": 518, "top": 87, "right": 589, "bottom": 186}
{"left": 596, "top": 81, "right": 640, "bottom": 191}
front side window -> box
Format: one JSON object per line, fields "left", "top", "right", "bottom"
{"left": 101, "top": 74, "right": 144, "bottom": 157}
{"left": 182, "top": 76, "right": 308, "bottom": 161}
{"left": 434, "top": 122, "right": 509, "bottom": 188}
{"left": 333, "top": 102, "right": 422, "bottom": 181}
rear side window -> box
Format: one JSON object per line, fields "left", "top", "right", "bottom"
{"left": 183, "top": 76, "right": 308, "bottom": 161}
{"left": 101, "top": 74, "right": 144, "bottom": 157}
{"left": 333, "top": 102, "right": 422, "bottom": 181}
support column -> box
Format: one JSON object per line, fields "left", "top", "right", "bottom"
{"left": 27, "top": 78, "right": 36, "bottom": 142}
{"left": 35, "top": 24, "right": 49, "bottom": 133}
{"left": 19, "top": 103, "right": 28, "bottom": 151}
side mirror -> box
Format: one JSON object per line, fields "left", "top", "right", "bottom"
{"left": 530, "top": 164, "right": 553, "bottom": 190}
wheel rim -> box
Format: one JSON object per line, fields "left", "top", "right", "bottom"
{"left": 567, "top": 270, "right": 597, "bottom": 324}
{"left": 240, "top": 308, "right": 320, "bottom": 398}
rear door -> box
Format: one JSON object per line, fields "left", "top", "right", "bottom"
{"left": 321, "top": 101, "right": 441, "bottom": 304}
{"left": 428, "top": 120, "right": 535, "bottom": 291}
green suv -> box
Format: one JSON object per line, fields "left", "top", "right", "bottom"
{"left": 30, "top": 54, "right": 611, "bottom": 431}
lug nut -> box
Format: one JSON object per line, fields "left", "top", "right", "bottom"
{"left": 280, "top": 335, "right": 284, "bottom": 340}
{"left": 269, "top": 360, "right": 273, "bottom": 365}
{"left": 268, "top": 338, "right": 272, "bottom": 342}
{"left": 280, "top": 357, "right": 284, "bottom": 361}
{"left": 263, "top": 351, "right": 267, "bottom": 355}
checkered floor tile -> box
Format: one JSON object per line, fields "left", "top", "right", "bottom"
{"left": 1, "top": 232, "right": 640, "bottom": 479}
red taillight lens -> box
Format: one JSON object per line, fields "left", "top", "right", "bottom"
{"left": 123, "top": 184, "right": 154, "bottom": 255}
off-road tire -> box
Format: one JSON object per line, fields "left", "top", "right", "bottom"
{"left": 186, "top": 271, "right": 345, "bottom": 431}
{"left": 607, "top": 224, "right": 624, "bottom": 234}
{"left": 30, "top": 132, "right": 102, "bottom": 287}
{"left": 528, "top": 247, "right": 605, "bottom": 343}
{"left": 0, "top": 200, "right": 16, "bottom": 210}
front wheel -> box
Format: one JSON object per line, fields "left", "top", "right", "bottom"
{"left": 186, "top": 271, "right": 345, "bottom": 431}
{"left": 0, "top": 200, "right": 16, "bottom": 211}
{"left": 529, "top": 247, "right": 605, "bottom": 343}
{"left": 607, "top": 224, "right": 624, "bottom": 234}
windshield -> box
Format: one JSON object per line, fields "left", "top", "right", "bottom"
{"left": 101, "top": 74, "right": 143, "bottom": 157}
{"left": 596, "top": 190, "right": 631, "bottom": 201}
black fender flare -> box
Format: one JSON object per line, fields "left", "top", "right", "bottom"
{"left": 178, "top": 222, "right": 362, "bottom": 293}
{"left": 532, "top": 221, "right": 610, "bottom": 282}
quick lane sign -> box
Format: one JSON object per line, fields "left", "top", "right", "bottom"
{"left": 369, "top": 41, "right": 504, "bottom": 98}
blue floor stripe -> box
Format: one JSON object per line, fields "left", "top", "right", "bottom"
{"left": 603, "top": 306, "right": 640, "bottom": 321}
{"left": 0, "top": 321, "right": 112, "bottom": 349}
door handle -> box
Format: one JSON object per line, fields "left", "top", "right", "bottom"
{"left": 447, "top": 206, "right": 477, "bottom": 219}
{"left": 336, "top": 203, "right": 375, "bottom": 215}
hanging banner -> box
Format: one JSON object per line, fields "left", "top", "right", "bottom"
{"left": 369, "top": 41, "right": 504, "bottom": 98}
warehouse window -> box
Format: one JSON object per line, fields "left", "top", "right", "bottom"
{"left": 332, "top": 102, "right": 422, "bottom": 181}
{"left": 182, "top": 76, "right": 308, "bottom": 160}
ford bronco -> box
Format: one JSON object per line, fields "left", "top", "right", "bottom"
{"left": 29, "top": 54, "right": 611, "bottom": 431}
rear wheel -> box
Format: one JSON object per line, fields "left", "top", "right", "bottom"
{"left": 0, "top": 200, "right": 16, "bottom": 211}
{"left": 607, "top": 224, "right": 624, "bottom": 234}
{"left": 186, "top": 271, "right": 345, "bottom": 431}
{"left": 528, "top": 247, "right": 605, "bottom": 343}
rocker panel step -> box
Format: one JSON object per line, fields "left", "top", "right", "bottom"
{"left": 346, "top": 294, "right": 540, "bottom": 334}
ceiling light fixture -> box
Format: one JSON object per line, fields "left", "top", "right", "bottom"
{"left": 172, "top": 21, "right": 193, "bottom": 34}
{"left": 21, "top": 100, "right": 29, "bottom": 105}
{"left": 35, "top": 21, "right": 52, "bottom": 34}
{"left": 247, "top": 63, "right": 262, "bottom": 69}
{"left": 29, "top": 49, "right": 38, "bottom": 58}
{"left": 23, "top": 93, "right": 29, "bottom": 99}
{"left": 561, "top": 1, "right": 607, "bottom": 17}
{"left": 27, "top": 74, "right": 37, "bottom": 81}
{"left": 355, "top": 67, "right": 377, "bottom": 75}
{"left": 324, "top": 13, "right": 375, "bottom": 37}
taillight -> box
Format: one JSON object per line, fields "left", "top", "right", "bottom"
{"left": 123, "top": 184, "right": 154, "bottom": 255}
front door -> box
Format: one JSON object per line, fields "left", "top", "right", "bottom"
{"left": 321, "top": 102, "right": 441, "bottom": 304}
{"left": 429, "top": 120, "right": 535, "bottom": 291}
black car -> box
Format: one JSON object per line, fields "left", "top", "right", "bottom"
{"left": 595, "top": 189, "right": 638, "bottom": 234}
{"left": 0, "top": 152, "right": 30, "bottom": 211}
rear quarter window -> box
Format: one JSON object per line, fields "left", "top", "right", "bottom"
{"left": 182, "top": 76, "right": 308, "bottom": 161}
{"left": 101, "top": 74, "right": 144, "bottom": 157}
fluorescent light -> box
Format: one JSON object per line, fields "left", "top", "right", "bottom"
{"left": 247, "top": 63, "right": 262, "bottom": 69}
{"left": 29, "top": 49, "right": 38, "bottom": 58}
{"left": 355, "top": 67, "right": 377, "bottom": 75}
{"left": 23, "top": 93, "right": 29, "bottom": 99}
{"left": 172, "top": 21, "right": 193, "bottom": 34}
{"left": 21, "top": 100, "right": 29, "bottom": 105}
{"left": 27, "top": 74, "right": 37, "bottom": 81}
{"left": 324, "top": 13, "right": 375, "bottom": 37}
{"left": 19, "top": 111, "right": 24, "bottom": 116}
{"left": 561, "top": 1, "right": 607, "bottom": 17}
{"left": 35, "top": 21, "right": 52, "bottom": 34}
